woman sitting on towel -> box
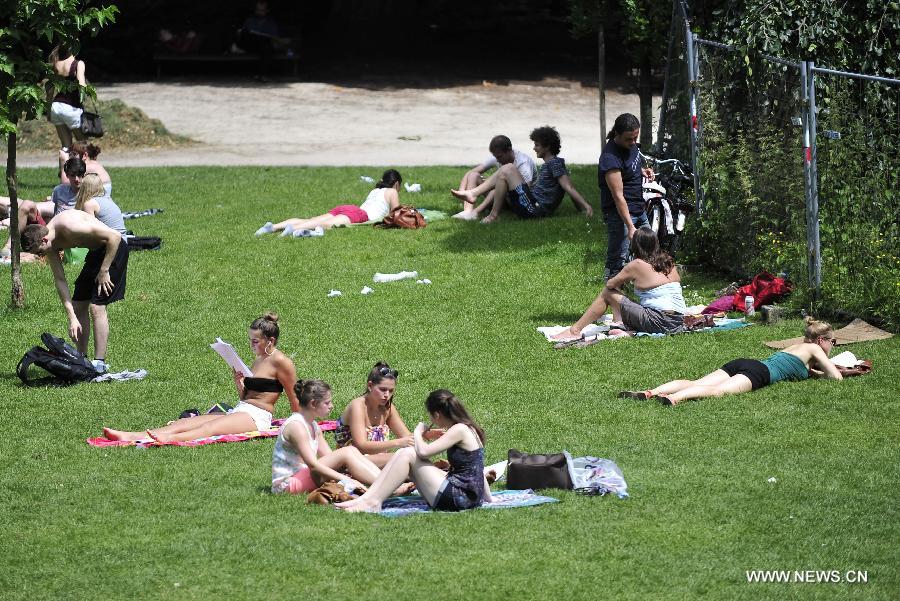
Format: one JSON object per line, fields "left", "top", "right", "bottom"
{"left": 272, "top": 379, "right": 413, "bottom": 495}
{"left": 333, "top": 362, "right": 445, "bottom": 467}
{"left": 102, "top": 313, "right": 300, "bottom": 442}
{"left": 337, "top": 389, "right": 494, "bottom": 513}
{"left": 551, "top": 227, "right": 688, "bottom": 340}
{"left": 620, "top": 317, "right": 843, "bottom": 406}
{"left": 255, "top": 169, "right": 402, "bottom": 236}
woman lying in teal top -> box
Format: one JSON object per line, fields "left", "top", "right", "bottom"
{"left": 619, "top": 317, "right": 844, "bottom": 406}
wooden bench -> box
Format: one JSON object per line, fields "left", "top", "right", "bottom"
{"left": 154, "top": 52, "right": 300, "bottom": 78}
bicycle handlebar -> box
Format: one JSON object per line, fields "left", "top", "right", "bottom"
{"left": 640, "top": 151, "right": 690, "bottom": 176}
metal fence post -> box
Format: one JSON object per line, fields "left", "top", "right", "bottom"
{"left": 684, "top": 21, "right": 701, "bottom": 213}
{"left": 803, "top": 61, "right": 823, "bottom": 297}
{"left": 654, "top": 0, "right": 679, "bottom": 153}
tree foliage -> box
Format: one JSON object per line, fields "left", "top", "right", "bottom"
{"left": 675, "top": 0, "right": 900, "bottom": 328}
{"left": 697, "top": 0, "right": 898, "bottom": 76}
{"left": 1, "top": 1, "right": 118, "bottom": 134}
{"left": 2, "top": 1, "right": 117, "bottom": 309}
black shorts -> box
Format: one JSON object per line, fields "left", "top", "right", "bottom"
{"left": 72, "top": 239, "right": 129, "bottom": 305}
{"left": 505, "top": 184, "right": 549, "bottom": 219}
{"left": 721, "top": 359, "right": 771, "bottom": 391}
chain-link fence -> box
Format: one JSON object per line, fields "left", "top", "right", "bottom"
{"left": 655, "top": 6, "right": 691, "bottom": 164}
{"left": 813, "top": 71, "right": 900, "bottom": 324}
{"left": 656, "top": 1, "right": 900, "bottom": 328}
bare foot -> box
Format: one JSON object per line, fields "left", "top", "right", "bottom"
{"left": 146, "top": 430, "right": 172, "bottom": 443}
{"left": 392, "top": 482, "right": 416, "bottom": 496}
{"left": 103, "top": 427, "right": 149, "bottom": 441}
{"left": 338, "top": 498, "right": 383, "bottom": 513}
{"left": 450, "top": 189, "right": 476, "bottom": 203}
{"left": 549, "top": 327, "right": 580, "bottom": 342}
{"left": 480, "top": 214, "right": 498, "bottom": 225}
{"left": 608, "top": 328, "right": 631, "bottom": 336}
{"left": 452, "top": 210, "right": 479, "bottom": 221}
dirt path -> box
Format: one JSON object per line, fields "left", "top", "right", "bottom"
{"left": 14, "top": 80, "right": 657, "bottom": 167}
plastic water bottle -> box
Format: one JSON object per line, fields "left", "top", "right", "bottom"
{"left": 745, "top": 295, "right": 755, "bottom": 316}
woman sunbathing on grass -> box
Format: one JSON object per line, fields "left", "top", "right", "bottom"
{"left": 271, "top": 379, "right": 413, "bottom": 496}
{"left": 337, "top": 389, "right": 494, "bottom": 513}
{"left": 333, "top": 362, "right": 445, "bottom": 467}
{"left": 254, "top": 169, "right": 402, "bottom": 236}
{"left": 619, "top": 317, "right": 844, "bottom": 406}
{"left": 103, "top": 313, "right": 299, "bottom": 442}
{"left": 551, "top": 227, "right": 688, "bottom": 340}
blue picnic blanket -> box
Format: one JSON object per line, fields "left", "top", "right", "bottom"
{"left": 378, "top": 489, "right": 558, "bottom": 518}
{"left": 634, "top": 317, "right": 751, "bottom": 338}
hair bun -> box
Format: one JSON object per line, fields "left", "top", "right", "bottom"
{"left": 804, "top": 315, "right": 816, "bottom": 325}
{"left": 263, "top": 312, "right": 279, "bottom": 323}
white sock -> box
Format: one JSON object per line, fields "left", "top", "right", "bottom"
{"left": 254, "top": 222, "right": 274, "bottom": 236}
{"left": 280, "top": 225, "right": 294, "bottom": 237}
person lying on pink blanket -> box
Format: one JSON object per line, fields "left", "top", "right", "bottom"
{"left": 102, "top": 313, "right": 299, "bottom": 442}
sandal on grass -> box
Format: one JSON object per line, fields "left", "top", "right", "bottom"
{"left": 618, "top": 390, "right": 653, "bottom": 400}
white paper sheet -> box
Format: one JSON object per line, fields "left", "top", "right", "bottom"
{"left": 210, "top": 338, "right": 253, "bottom": 376}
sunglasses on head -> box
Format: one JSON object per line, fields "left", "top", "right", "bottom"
{"left": 378, "top": 367, "right": 399, "bottom": 378}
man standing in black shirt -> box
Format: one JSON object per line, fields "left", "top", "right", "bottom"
{"left": 598, "top": 113, "right": 654, "bottom": 278}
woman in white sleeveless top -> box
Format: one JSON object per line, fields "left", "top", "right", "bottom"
{"left": 256, "top": 169, "right": 402, "bottom": 236}
{"left": 272, "top": 379, "right": 414, "bottom": 496}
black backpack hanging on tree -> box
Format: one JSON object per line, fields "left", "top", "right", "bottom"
{"left": 17, "top": 333, "right": 99, "bottom": 385}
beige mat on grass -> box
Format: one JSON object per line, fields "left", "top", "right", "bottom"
{"left": 765, "top": 318, "right": 894, "bottom": 349}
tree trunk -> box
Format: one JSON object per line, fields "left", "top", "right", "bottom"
{"left": 7, "top": 131, "right": 24, "bottom": 309}
{"left": 597, "top": 25, "right": 606, "bottom": 136}
{"left": 638, "top": 56, "right": 653, "bottom": 148}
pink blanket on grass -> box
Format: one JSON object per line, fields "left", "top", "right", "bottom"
{"left": 87, "top": 419, "right": 337, "bottom": 448}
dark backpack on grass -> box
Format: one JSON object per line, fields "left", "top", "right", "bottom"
{"left": 125, "top": 235, "right": 162, "bottom": 251}
{"left": 17, "top": 333, "right": 99, "bottom": 385}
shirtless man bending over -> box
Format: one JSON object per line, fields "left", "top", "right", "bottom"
{"left": 21, "top": 210, "right": 129, "bottom": 372}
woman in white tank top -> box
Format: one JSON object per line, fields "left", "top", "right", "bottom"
{"left": 272, "top": 379, "right": 416, "bottom": 496}
{"left": 255, "top": 169, "right": 402, "bottom": 237}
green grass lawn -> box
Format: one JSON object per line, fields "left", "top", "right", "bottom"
{"left": 1, "top": 165, "right": 897, "bottom": 600}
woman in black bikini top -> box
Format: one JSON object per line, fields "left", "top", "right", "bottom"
{"left": 101, "top": 313, "right": 300, "bottom": 443}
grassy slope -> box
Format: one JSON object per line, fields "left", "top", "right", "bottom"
{"left": 0, "top": 165, "right": 897, "bottom": 601}
{"left": 11, "top": 99, "right": 194, "bottom": 152}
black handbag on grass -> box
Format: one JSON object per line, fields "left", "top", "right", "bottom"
{"left": 81, "top": 98, "right": 104, "bottom": 137}
{"left": 507, "top": 449, "right": 573, "bottom": 490}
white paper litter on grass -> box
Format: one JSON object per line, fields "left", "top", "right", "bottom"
{"left": 404, "top": 183, "right": 422, "bottom": 193}
{"left": 360, "top": 175, "right": 375, "bottom": 183}
{"left": 327, "top": 290, "right": 342, "bottom": 297}
{"left": 373, "top": 271, "right": 417, "bottom": 283}
{"left": 416, "top": 279, "right": 432, "bottom": 284}
{"left": 360, "top": 286, "right": 375, "bottom": 295}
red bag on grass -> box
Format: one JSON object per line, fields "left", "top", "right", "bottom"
{"left": 733, "top": 272, "right": 793, "bottom": 313}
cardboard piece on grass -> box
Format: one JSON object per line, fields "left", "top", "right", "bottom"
{"left": 764, "top": 318, "right": 893, "bottom": 349}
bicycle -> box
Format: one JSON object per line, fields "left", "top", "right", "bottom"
{"left": 639, "top": 152, "right": 695, "bottom": 253}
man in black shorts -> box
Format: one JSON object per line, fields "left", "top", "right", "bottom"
{"left": 21, "top": 210, "right": 128, "bottom": 372}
